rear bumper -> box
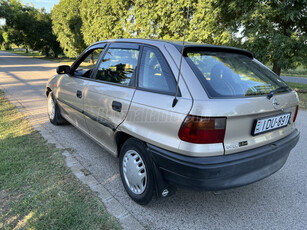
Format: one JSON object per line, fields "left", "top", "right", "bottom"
{"left": 148, "top": 129, "right": 300, "bottom": 190}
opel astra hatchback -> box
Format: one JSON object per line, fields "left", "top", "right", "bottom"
{"left": 46, "top": 39, "right": 300, "bottom": 205}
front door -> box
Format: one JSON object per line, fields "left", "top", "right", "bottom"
{"left": 57, "top": 45, "right": 106, "bottom": 133}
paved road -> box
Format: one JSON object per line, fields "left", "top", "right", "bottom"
{"left": 1, "top": 51, "right": 306, "bottom": 230}
{"left": 281, "top": 76, "right": 307, "bottom": 84}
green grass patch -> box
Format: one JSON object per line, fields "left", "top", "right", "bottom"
{"left": 2, "top": 49, "right": 75, "bottom": 64}
{"left": 2, "top": 49, "right": 93, "bottom": 67}
{"left": 0, "top": 91, "right": 122, "bottom": 229}
{"left": 286, "top": 82, "right": 307, "bottom": 91}
{"left": 282, "top": 67, "right": 307, "bottom": 78}
{"left": 286, "top": 82, "right": 307, "bottom": 110}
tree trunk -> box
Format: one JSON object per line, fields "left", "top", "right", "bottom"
{"left": 91, "top": 53, "right": 94, "bottom": 64}
{"left": 25, "top": 48, "right": 28, "bottom": 53}
{"left": 272, "top": 62, "right": 281, "bottom": 76}
{"left": 45, "top": 48, "right": 50, "bottom": 57}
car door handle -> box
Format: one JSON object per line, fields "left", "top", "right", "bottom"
{"left": 76, "top": 90, "right": 82, "bottom": 98}
{"left": 112, "top": 101, "right": 122, "bottom": 112}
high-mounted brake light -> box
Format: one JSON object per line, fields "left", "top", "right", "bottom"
{"left": 178, "top": 115, "right": 226, "bottom": 144}
{"left": 293, "top": 105, "right": 299, "bottom": 123}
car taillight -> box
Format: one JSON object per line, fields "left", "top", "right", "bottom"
{"left": 293, "top": 105, "right": 299, "bottom": 123}
{"left": 178, "top": 115, "right": 226, "bottom": 144}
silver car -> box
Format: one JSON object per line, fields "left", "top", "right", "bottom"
{"left": 46, "top": 39, "right": 300, "bottom": 205}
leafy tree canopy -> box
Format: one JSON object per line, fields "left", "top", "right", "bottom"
{"left": 80, "top": 0, "right": 132, "bottom": 45}
{"left": 51, "top": 0, "right": 86, "bottom": 58}
{"left": 0, "top": 0, "right": 62, "bottom": 57}
{"left": 216, "top": 0, "right": 307, "bottom": 75}
{"left": 188, "top": 0, "right": 232, "bottom": 45}
{"left": 126, "top": 0, "right": 196, "bottom": 40}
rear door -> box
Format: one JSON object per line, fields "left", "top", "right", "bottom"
{"left": 83, "top": 43, "right": 139, "bottom": 155}
{"left": 120, "top": 45, "right": 193, "bottom": 153}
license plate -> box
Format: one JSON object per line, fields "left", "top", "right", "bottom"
{"left": 253, "top": 113, "right": 291, "bottom": 135}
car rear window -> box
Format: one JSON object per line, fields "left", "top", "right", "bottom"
{"left": 185, "top": 51, "right": 291, "bottom": 98}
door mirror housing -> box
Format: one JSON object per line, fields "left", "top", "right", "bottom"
{"left": 56, "top": 65, "right": 71, "bottom": 74}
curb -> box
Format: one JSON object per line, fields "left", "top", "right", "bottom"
{"left": 63, "top": 151, "right": 145, "bottom": 230}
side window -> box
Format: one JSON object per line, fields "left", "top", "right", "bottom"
{"left": 95, "top": 47, "right": 139, "bottom": 86}
{"left": 138, "top": 47, "right": 177, "bottom": 94}
{"left": 73, "top": 48, "right": 105, "bottom": 78}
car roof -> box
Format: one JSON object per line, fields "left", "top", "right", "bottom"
{"left": 92, "top": 38, "right": 253, "bottom": 59}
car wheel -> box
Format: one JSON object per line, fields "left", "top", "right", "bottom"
{"left": 119, "top": 138, "right": 155, "bottom": 205}
{"left": 47, "top": 92, "right": 66, "bottom": 125}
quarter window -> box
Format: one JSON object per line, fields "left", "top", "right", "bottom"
{"left": 138, "top": 47, "right": 177, "bottom": 94}
{"left": 95, "top": 47, "right": 139, "bottom": 86}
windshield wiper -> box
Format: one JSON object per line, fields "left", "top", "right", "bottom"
{"left": 267, "top": 86, "right": 289, "bottom": 99}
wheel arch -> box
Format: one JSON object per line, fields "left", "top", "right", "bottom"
{"left": 115, "top": 131, "right": 133, "bottom": 157}
{"left": 46, "top": 87, "right": 52, "bottom": 97}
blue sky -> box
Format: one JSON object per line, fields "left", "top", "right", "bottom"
{"left": 22, "top": 0, "right": 60, "bottom": 12}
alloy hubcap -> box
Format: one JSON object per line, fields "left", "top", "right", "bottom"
{"left": 122, "top": 150, "right": 147, "bottom": 195}
{"left": 48, "top": 96, "right": 55, "bottom": 120}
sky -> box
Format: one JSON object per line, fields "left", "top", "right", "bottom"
{"left": 22, "top": 0, "right": 60, "bottom": 12}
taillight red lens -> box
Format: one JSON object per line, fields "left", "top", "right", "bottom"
{"left": 178, "top": 115, "right": 226, "bottom": 144}
{"left": 293, "top": 105, "right": 299, "bottom": 123}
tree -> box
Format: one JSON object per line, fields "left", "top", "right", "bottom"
{"left": 216, "top": 0, "right": 307, "bottom": 75}
{"left": 34, "top": 10, "right": 62, "bottom": 57}
{"left": 0, "top": 28, "right": 3, "bottom": 46}
{"left": 188, "top": 0, "right": 232, "bottom": 45}
{"left": 80, "top": 0, "right": 133, "bottom": 46}
{"left": 126, "top": 0, "right": 196, "bottom": 40}
{"left": 153, "top": 0, "right": 195, "bottom": 40}
{"left": 51, "top": 0, "right": 85, "bottom": 58}
{"left": 0, "top": 0, "right": 62, "bottom": 57}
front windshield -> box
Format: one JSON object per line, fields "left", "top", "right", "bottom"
{"left": 185, "top": 51, "right": 290, "bottom": 98}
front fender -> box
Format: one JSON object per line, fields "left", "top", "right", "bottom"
{"left": 46, "top": 74, "right": 61, "bottom": 96}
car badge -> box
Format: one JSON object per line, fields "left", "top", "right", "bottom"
{"left": 272, "top": 98, "right": 280, "bottom": 109}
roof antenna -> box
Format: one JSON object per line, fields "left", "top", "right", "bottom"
{"left": 172, "top": 0, "right": 191, "bottom": 108}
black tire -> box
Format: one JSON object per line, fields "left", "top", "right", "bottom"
{"left": 47, "top": 92, "right": 66, "bottom": 125}
{"left": 119, "top": 138, "right": 155, "bottom": 205}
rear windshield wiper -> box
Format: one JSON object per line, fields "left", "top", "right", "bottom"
{"left": 267, "top": 86, "right": 290, "bottom": 99}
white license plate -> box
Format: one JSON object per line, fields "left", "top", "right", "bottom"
{"left": 253, "top": 113, "right": 291, "bottom": 135}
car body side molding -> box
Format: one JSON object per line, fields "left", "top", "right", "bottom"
{"left": 57, "top": 98, "right": 116, "bottom": 131}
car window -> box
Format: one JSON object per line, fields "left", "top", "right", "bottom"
{"left": 138, "top": 47, "right": 177, "bottom": 94}
{"left": 185, "top": 51, "right": 290, "bottom": 98}
{"left": 95, "top": 47, "right": 139, "bottom": 86}
{"left": 78, "top": 49, "right": 103, "bottom": 70}
{"left": 73, "top": 48, "right": 105, "bottom": 78}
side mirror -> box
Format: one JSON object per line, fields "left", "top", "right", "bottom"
{"left": 56, "top": 65, "right": 71, "bottom": 74}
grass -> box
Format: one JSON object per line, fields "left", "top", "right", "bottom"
{"left": 281, "top": 67, "right": 307, "bottom": 78}
{"left": 0, "top": 90, "right": 122, "bottom": 229}
{"left": 2, "top": 49, "right": 96, "bottom": 67}
{"left": 3, "top": 49, "right": 75, "bottom": 64}
{"left": 286, "top": 82, "right": 307, "bottom": 110}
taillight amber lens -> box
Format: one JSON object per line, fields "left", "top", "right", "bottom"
{"left": 178, "top": 115, "right": 226, "bottom": 144}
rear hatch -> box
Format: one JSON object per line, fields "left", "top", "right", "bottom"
{"left": 184, "top": 48, "right": 299, "bottom": 154}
